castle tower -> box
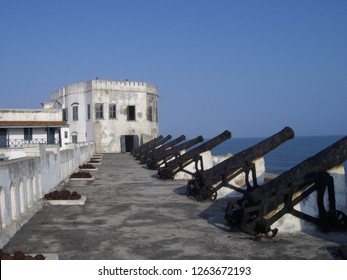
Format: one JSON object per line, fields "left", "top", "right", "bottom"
{"left": 50, "top": 79, "right": 159, "bottom": 153}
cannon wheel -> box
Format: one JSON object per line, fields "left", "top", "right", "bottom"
{"left": 186, "top": 180, "right": 196, "bottom": 197}
{"left": 197, "top": 186, "right": 217, "bottom": 202}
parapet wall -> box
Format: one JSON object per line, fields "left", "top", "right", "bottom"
{"left": 51, "top": 79, "right": 158, "bottom": 100}
{"left": 0, "top": 142, "right": 95, "bottom": 247}
{"left": 175, "top": 152, "right": 347, "bottom": 234}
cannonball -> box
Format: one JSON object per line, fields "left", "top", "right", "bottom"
{"left": 34, "top": 254, "right": 45, "bottom": 260}
{"left": 13, "top": 251, "right": 26, "bottom": 260}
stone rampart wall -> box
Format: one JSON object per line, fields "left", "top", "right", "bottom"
{"left": 0, "top": 142, "right": 95, "bottom": 247}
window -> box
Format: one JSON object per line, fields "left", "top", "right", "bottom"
{"left": 127, "top": 105, "right": 136, "bottom": 121}
{"left": 155, "top": 107, "right": 158, "bottom": 123}
{"left": 72, "top": 106, "right": 78, "bottom": 121}
{"left": 95, "top": 104, "right": 104, "bottom": 119}
{"left": 147, "top": 106, "right": 153, "bottom": 121}
{"left": 62, "top": 108, "right": 68, "bottom": 121}
{"left": 87, "top": 104, "right": 91, "bottom": 120}
{"left": 0, "top": 128, "right": 7, "bottom": 147}
{"left": 109, "top": 104, "right": 116, "bottom": 119}
{"left": 71, "top": 132, "right": 78, "bottom": 143}
{"left": 24, "top": 128, "right": 33, "bottom": 141}
{"left": 47, "top": 128, "right": 55, "bottom": 144}
{"left": 64, "top": 131, "right": 68, "bottom": 139}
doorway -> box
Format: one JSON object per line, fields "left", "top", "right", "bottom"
{"left": 0, "top": 129, "right": 7, "bottom": 147}
{"left": 121, "top": 135, "right": 139, "bottom": 153}
{"left": 47, "top": 128, "right": 55, "bottom": 144}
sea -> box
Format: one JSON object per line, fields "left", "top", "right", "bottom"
{"left": 211, "top": 135, "right": 347, "bottom": 183}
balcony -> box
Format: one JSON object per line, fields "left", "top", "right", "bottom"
{"left": 0, "top": 138, "right": 60, "bottom": 148}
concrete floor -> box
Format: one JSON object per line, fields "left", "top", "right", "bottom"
{"left": 3, "top": 153, "right": 347, "bottom": 259}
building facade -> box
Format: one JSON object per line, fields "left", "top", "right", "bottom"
{"left": 49, "top": 79, "right": 159, "bottom": 153}
{"left": 0, "top": 108, "right": 68, "bottom": 151}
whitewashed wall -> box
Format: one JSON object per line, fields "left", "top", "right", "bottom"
{"left": 177, "top": 151, "right": 346, "bottom": 234}
{"left": 174, "top": 152, "right": 265, "bottom": 193}
{"left": 272, "top": 165, "right": 347, "bottom": 233}
{"left": 0, "top": 109, "right": 62, "bottom": 122}
{"left": 0, "top": 142, "right": 95, "bottom": 247}
{"left": 50, "top": 80, "right": 159, "bottom": 153}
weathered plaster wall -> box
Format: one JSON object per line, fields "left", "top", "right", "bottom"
{"left": 50, "top": 79, "right": 159, "bottom": 153}
{"left": 0, "top": 109, "right": 62, "bottom": 122}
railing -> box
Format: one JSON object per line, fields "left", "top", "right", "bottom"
{"left": 0, "top": 138, "right": 60, "bottom": 148}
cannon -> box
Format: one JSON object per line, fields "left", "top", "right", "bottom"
{"left": 147, "top": 136, "right": 204, "bottom": 170}
{"left": 187, "top": 127, "right": 295, "bottom": 201}
{"left": 136, "top": 135, "right": 172, "bottom": 161}
{"left": 225, "top": 135, "right": 347, "bottom": 237}
{"left": 132, "top": 135, "right": 163, "bottom": 157}
{"left": 157, "top": 130, "right": 232, "bottom": 179}
{"left": 140, "top": 135, "right": 186, "bottom": 164}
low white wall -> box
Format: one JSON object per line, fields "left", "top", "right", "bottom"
{"left": 174, "top": 152, "right": 265, "bottom": 198}
{"left": 210, "top": 154, "right": 346, "bottom": 233}
{"left": 0, "top": 142, "right": 95, "bottom": 247}
{"left": 178, "top": 151, "right": 346, "bottom": 234}
{"left": 173, "top": 151, "right": 216, "bottom": 180}
{"left": 272, "top": 165, "right": 347, "bottom": 233}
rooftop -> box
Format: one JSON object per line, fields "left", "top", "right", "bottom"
{"left": 3, "top": 153, "right": 347, "bottom": 259}
{"left": 0, "top": 121, "right": 68, "bottom": 128}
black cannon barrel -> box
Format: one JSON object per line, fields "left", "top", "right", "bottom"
{"left": 197, "top": 127, "right": 295, "bottom": 188}
{"left": 145, "top": 135, "right": 186, "bottom": 163}
{"left": 147, "top": 136, "right": 204, "bottom": 170}
{"left": 158, "top": 130, "right": 232, "bottom": 179}
{"left": 157, "top": 135, "right": 186, "bottom": 152}
{"left": 137, "top": 135, "right": 172, "bottom": 161}
{"left": 248, "top": 135, "right": 347, "bottom": 205}
{"left": 133, "top": 135, "right": 163, "bottom": 157}
{"left": 228, "top": 135, "right": 347, "bottom": 235}
{"left": 134, "top": 135, "right": 162, "bottom": 158}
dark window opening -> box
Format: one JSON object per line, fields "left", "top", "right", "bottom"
{"left": 62, "top": 108, "right": 68, "bottom": 121}
{"left": 0, "top": 129, "right": 7, "bottom": 147}
{"left": 24, "top": 128, "right": 33, "bottom": 141}
{"left": 71, "top": 134, "right": 78, "bottom": 143}
{"left": 109, "top": 104, "right": 116, "bottom": 119}
{"left": 147, "top": 106, "right": 153, "bottom": 121}
{"left": 72, "top": 106, "right": 78, "bottom": 121}
{"left": 96, "top": 104, "right": 104, "bottom": 119}
{"left": 47, "top": 128, "right": 55, "bottom": 144}
{"left": 127, "top": 105, "right": 136, "bottom": 121}
{"left": 87, "top": 104, "right": 91, "bottom": 120}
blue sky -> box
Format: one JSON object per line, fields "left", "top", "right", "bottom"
{"left": 0, "top": 0, "right": 346, "bottom": 138}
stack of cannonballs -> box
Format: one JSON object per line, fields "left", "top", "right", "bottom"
{"left": 79, "top": 163, "right": 97, "bottom": 169}
{"left": 44, "top": 190, "right": 81, "bottom": 200}
{"left": 70, "top": 171, "right": 93, "bottom": 178}
{"left": 0, "top": 249, "right": 45, "bottom": 260}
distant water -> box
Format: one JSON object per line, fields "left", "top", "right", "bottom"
{"left": 211, "top": 135, "right": 347, "bottom": 182}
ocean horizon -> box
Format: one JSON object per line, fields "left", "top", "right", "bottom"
{"left": 210, "top": 135, "right": 347, "bottom": 181}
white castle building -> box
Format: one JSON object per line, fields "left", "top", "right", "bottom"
{"left": 48, "top": 79, "right": 159, "bottom": 153}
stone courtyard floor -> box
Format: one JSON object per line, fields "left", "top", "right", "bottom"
{"left": 3, "top": 153, "right": 347, "bottom": 259}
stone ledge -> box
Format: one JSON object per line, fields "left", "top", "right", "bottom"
{"left": 80, "top": 168, "right": 98, "bottom": 171}
{"left": 70, "top": 176, "right": 95, "bottom": 181}
{"left": 44, "top": 195, "right": 87, "bottom": 205}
